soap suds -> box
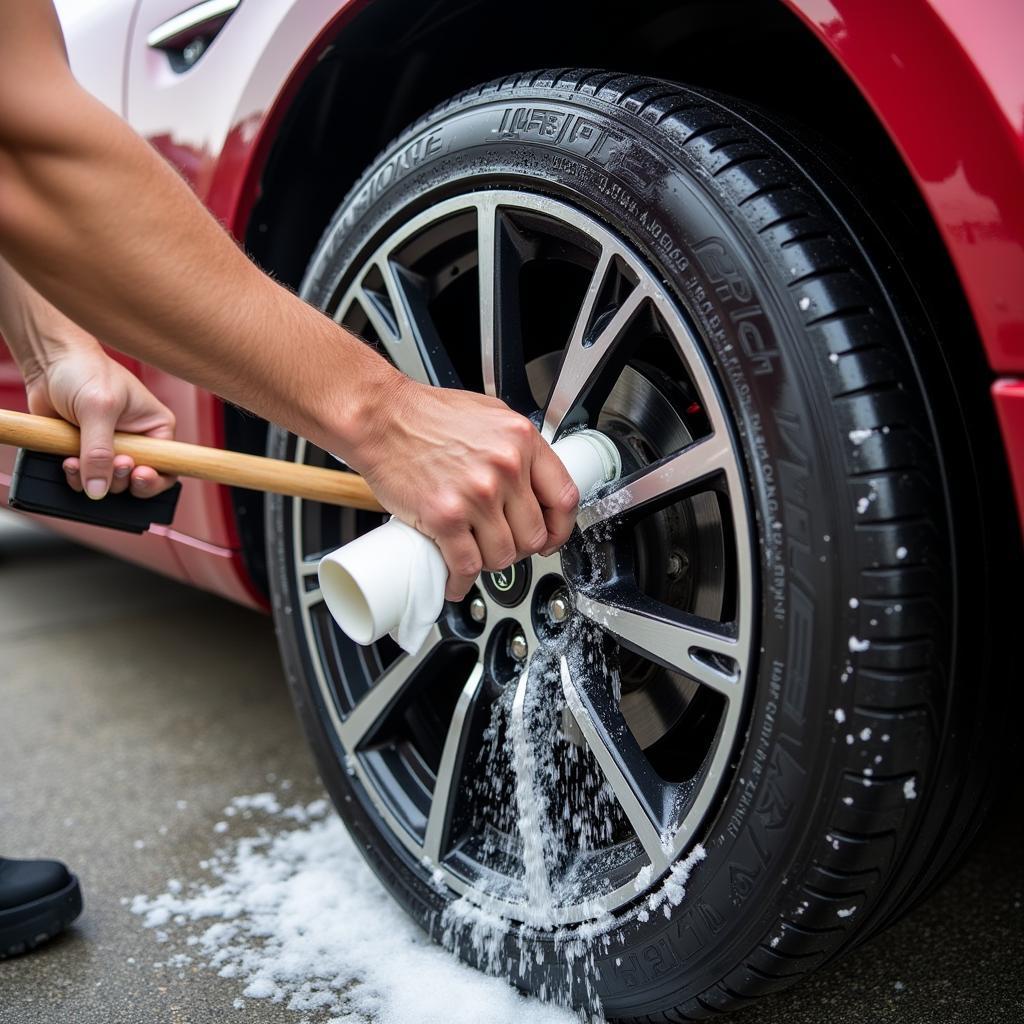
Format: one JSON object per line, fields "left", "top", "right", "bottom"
{"left": 132, "top": 795, "right": 581, "bottom": 1024}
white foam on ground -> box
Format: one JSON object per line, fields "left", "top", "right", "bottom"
{"left": 132, "top": 538, "right": 709, "bottom": 1023}
{"left": 131, "top": 796, "right": 578, "bottom": 1024}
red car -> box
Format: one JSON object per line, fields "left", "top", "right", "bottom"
{"left": 2, "top": 0, "right": 1021, "bottom": 1017}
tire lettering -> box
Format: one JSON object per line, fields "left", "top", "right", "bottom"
{"left": 693, "top": 237, "right": 753, "bottom": 303}
{"left": 756, "top": 742, "right": 802, "bottom": 830}
{"left": 340, "top": 130, "right": 445, "bottom": 233}
{"left": 495, "top": 106, "right": 625, "bottom": 166}
{"left": 784, "top": 585, "right": 813, "bottom": 725}
{"left": 642, "top": 937, "right": 678, "bottom": 976}
{"left": 694, "top": 238, "right": 778, "bottom": 375}
{"left": 728, "top": 860, "right": 760, "bottom": 905}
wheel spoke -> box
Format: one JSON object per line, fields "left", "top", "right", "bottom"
{"left": 389, "top": 262, "right": 461, "bottom": 388}
{"left": 301, "top": 586, "right": 323, "bottom": 609}
{"left": 356, "top": 258, "right": 438, "bottom": 385}
{"left": 338, "top": 625, "right": 445, "bottom": 750}
{"left": 422, "top": 662, "right": 485, "bottom": 863}
{"left": 559, "top": 657, "right": 670, "bottom": 872}
{"left": 577, "top": 590, "right": 741, "bottom": 697}
{"left": 541, "top": 252, "right": 644, "bottom": 441}
{"left": 477, "top": 200, "right": 535, "bottom": 412}
{"left": 578, "top": 431, "right": 733, "bottom": 532}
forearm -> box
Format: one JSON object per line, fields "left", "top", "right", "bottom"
{"left": 0, "top": 15, "right": 398, "bottom": 459}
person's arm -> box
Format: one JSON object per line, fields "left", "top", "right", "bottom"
{"left": 0, "top": 255, "right": 177, "bottom": 499}
{"left": 0, "top": 1, "right": 578, "bottom": 600}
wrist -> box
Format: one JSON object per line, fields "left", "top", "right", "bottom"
{"left": 295, "top": 310, "right": 411, "bottom": 466}
{"left": 20, "top": 337, "right": 108, "bottom": 413}
{"left": 19, "top": 318, "right": 103, "bottom": 384}
{"left": 326, "top": 356, "right": 412, "bottom": 470}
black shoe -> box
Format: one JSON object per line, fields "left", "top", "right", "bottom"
{"left": 0, "top": 857, "right": 83, "bottom": 958}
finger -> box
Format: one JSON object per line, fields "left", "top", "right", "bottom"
{"left": 434, "top": 530, "right": 484, "bottom": 602}
{"left": 130, "top": 466, "right": 178, "bottom": 499}
{"left": 62, "top": 458, "right": 84, "bottom": 493}
{"left": 473, "top": 513, "right": 518, "bottom": 574}
{"left": 503, "top": 491, "right": 548, "bottom": 561}
{"left": 530, "top": 442, "right": 580, "bottom": 554}
{"left": 109, "top": 455, "right": 135, "bottom": 495}
{"left": 77, "top": 401, "right": 120, "bottom": 500}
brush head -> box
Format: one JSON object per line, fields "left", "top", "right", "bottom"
{"left": 8, "top": 448, "right": 181, "bottom": 534}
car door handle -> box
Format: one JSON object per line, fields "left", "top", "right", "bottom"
{"left": 146, "top": 0, "right": 241, "bottom": 69}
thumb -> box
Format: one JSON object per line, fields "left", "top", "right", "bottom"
{"left": 76, "top": 394, "right": 120, "bottom": 500}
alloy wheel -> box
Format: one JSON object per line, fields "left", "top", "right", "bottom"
{"left": 289, "top": 190, "right": 755, "bottom": 925}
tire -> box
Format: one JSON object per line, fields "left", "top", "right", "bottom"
{"left": 266, "top": 70, "right": 996, "bottom": 1019}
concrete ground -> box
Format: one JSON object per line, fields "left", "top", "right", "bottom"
{"left": 0, "top": 510, "right": 1020, "bottom": 1023}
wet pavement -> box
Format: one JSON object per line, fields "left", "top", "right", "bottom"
{"left": 1, "top": 510, "right": 1021, "bottom": 1023}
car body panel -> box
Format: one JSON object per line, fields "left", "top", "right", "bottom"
{"left": 59, "top": 0, "right": 137, "bottom": 115}
{"left": 0, "top": 0, "right": 184, "bottom": 570}
{"left": 784, "top": 0, "right": 1024, "bottom": 374}
{"left": 993, "top": 379, "right": 1024, "bottom": 532}
{"left": 1, "top": 0, "right": 1021, "bottom": 593}
{"left": 120, "top": 0, "right": 366, "bottom": 604}
{"left": 1, "top": 0, "right": 365, "bottom": 605}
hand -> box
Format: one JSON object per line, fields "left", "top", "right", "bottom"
{"left": 23, "top": 343, "right": 177, "bottom": 500}
{"left": 351, "top": 378, "right": 580, "bottom": 602}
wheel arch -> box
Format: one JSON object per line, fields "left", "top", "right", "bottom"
{"left": 244, "top": 0, "right": 951, "bottom": 290}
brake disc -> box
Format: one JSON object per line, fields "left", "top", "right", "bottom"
{"left": 528, "top": 356, "right": 726, "bottom": 749}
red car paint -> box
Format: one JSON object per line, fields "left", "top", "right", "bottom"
{"left": 785, "top": 0, "right": 1024, "bottom": 371}
{"left": 993, "top": 382, "right": 1024, "bottom": 529}
{"left": 1, "top": 0, "right": 1021, "bottom": 597}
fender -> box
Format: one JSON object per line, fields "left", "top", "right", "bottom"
{"left": 783, "top": 0, "right": 1024, "bottom": 374}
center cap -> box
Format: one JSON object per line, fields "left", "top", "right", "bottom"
{"left": 482, "top": 558, "right": 532, "bottom": 607}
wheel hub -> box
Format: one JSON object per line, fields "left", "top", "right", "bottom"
{"left": 482, "top": 559, "right": 532, "bottom": 607}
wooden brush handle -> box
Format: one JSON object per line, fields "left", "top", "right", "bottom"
{"left": 0, "top": 408, "right": 384, "bottom": 512}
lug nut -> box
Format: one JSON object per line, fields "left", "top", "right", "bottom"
{"left": 546, "top": 590, "right": 572, "bottom": 624}
{"left": 509, "top": 632, "right": 528, "bottom": 662}
{"left": 469, "top": 597, "right": 487, "bottom": 624}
